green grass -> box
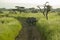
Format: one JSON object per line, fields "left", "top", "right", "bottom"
{"left": 0, "top": 12, "right": 60, "bottom": 40}
{"left": 8, "top": 12, "right": 60, "bottom": 40}
{"left": 0, "top": 17, "right": 22, "bottom": 40}
{"left": 11, "top": 12, "right": 60, "bottom": 40}
{"left": 37, "top": 13, "right": 60, "bottom": 40}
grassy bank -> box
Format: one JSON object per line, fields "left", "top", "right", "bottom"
{"left": 37, "top": 14, "right": 60, "bottom": 40}
{"left": 0, "top": 17, "right": 22, "bottom": 40}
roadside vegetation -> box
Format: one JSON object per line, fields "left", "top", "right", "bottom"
{"left": 0, "top": 11, "right": 60, "bottom": 40}
{"left": 0, "top": 17, "right": 22, "bottom": 40}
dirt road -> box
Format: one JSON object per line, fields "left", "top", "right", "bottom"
{"left": 15, "top": 17, "right": 41, "bottom": 40}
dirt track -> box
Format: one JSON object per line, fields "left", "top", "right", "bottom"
{"left": 15, "top": 17, "right": 41, "bottom": 40}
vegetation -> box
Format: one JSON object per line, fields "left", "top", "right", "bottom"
{"left": 36, "top": 13, "right": 60, "bottom": 40}
{"left": 0, "top": 1, "right": 60, "bottom": 40}
{"left": 9, "top": 13, "right": 60, "bottom": 40}
{"left": 0, "top": 8, "right": 60, "bottom": 40}
{"left": 0, "top": 17, "right": 22, "bottom": 40}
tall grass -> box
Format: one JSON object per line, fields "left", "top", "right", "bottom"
{"left": 0, "top": 17, "right": 22, "bottom": 40}
{"left": 9, "top": 12, "right": 60, "bottom": 40}
{"left": 0, "top": 12, "right": 60, "bottom": 40}
{"left": 37, "top": 13, "right": 60, "bottom": 40}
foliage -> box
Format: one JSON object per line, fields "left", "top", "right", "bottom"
{"left": 0, "top": 11, "right": 60, "bottom": 40}
{"left": 37, "top": 14, "right": 60, "bottom": 40}
{"left": 57, "top": 12, "right": 60, "bottom": 15}
{"left": 0, "top": 17, "right": 22, "bottom": 40}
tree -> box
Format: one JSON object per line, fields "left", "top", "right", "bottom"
{"left": 15, "top": 6, "right": 25, "bottom": 13}
{"left": 28, "top": 8, "right": 38, "bottom": 13}
{"left": 37, "top": 6, "right": 42, "bottom": 13}
{"left": 37, "top": 2, "right": 52, "bottom": 20}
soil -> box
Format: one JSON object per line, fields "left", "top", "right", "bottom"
{"left": 15, "top": 17, "right": 41, "bottom": 40}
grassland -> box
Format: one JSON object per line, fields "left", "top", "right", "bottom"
{"left": 0, "top": 17, "right": 22, "bottom": 40}
{"left": 37, "top": 14, "right": 60, "bottom": 40}
{"left": 0, "top": 12, "right": 60, "bottom": 40}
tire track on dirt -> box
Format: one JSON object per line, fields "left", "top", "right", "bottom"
{"left": 15, "top": 17, "right": 41, "bottom": 40}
